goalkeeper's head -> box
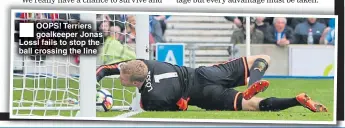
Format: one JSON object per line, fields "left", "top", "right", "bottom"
{"left": 119, "top": 60, "right": 148, "bottom": 88}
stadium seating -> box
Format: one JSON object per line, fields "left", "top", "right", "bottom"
{"left": 162, "top": 16, "right": 237, "bottom": 68}
{"left": 164, "top": 16, "right": 236, "bottom": 44}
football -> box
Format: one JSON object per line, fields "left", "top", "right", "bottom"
{"left": 96, "top": 89, "right": 113, "bottom": 112}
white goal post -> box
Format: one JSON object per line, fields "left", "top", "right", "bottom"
{"left": 12, "top": 12, "right": 149, "bottom": 117}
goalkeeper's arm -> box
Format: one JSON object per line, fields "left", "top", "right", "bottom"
{"left": 96, "top": 60, "right": 130, "bottom": 82}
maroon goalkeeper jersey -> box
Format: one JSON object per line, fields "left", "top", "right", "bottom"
{"left": 96, "top": 59, "right": 196, "bottom": 111}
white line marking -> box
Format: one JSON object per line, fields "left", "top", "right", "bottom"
{"left": 113, "top": 110, "right": 144, "bottom": 118}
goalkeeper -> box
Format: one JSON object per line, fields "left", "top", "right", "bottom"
{"left": 96, "top": 55, "right": 328, "bottom": 112}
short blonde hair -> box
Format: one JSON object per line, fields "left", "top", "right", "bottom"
{"left": 120, "top": 60, "right": 148, "bottom": 82}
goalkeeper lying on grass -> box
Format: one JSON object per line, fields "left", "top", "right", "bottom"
{"left": 96, "top": 54, "right": 328, "bottom": 112}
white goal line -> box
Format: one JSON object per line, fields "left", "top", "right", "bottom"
{"left": 13, "top": 73, "right": 120, "bottom": 79}
{"left": 12, "top": 106, "right": 132, "bottom": 111}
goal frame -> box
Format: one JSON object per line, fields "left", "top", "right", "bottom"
{"left": 10, "top": 12, "right": 149, "bottom": 118}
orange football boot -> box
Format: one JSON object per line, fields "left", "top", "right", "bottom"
{"left": 243, "top": 80, "right": 270, "bottom": 100}
{"left": 296, "top": 93, "right": 328, "bottom": 112}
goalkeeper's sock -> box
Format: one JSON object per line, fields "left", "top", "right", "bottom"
{"left": 259, "top": 97, "right": 301, "bottom": 111}
{"left": 248, "top": 58, "right": 268, "bottom": 88}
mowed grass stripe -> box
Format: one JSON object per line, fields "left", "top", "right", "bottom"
{"left": 12, "top": 78, "right": 334, "bottom": 121}
{"left": 132, "top": 79, "right": 334, "bottom": 121}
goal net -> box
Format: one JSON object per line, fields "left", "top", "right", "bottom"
{"left": 12, "top": 12, "right": 144, "bottom": 117}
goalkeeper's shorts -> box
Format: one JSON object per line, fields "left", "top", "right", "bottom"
{"left": 191, "top": 86, "right": 243, "bottom": 111}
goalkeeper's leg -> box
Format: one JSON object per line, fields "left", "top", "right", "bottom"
{"left": 211, "top": 55, "right": 271, "bottom": 100}
{"left": 242, "top": 93, "right": 328, "bottom": 112}
{"left": 200, "top": 85, "right": 327, "bottom": 112}
{"left": 243, "top": 55, "right": 270, "bottom": 100}
{"left": 245, "top": 55, "right": 271, "bottom": 87}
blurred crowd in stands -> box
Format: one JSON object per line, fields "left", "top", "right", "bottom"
{"left": 95, "top": 14, "right": 170, "bottom": 45}
{"left": 226, "top": 17, "right": 336, "bottom": 46}
{"left": 15, "top": 13, "right": 336, "bottom": 64}
{"left": 94, "top": 14, "right": 170, "bottom": 63}
{"left": 15, "top": 13, "right": 171, "bottom": 64}
{"left": 225, "top": 17, "right": 335, "bottom": 56}
{"left": 15, "top": 13, "right": 170, "bottom": 45}
{"left": 17, "top": 13, "right": 334, "bottom": 47}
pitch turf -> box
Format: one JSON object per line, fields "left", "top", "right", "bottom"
{"left": 12, "top": 77, "right": 334, "bottom": 121}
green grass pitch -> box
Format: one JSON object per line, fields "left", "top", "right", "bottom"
{"left": 12, "top": 77, "right": 334, "bottom": 121}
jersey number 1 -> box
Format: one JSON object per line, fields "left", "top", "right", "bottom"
{"left": 154, "top": 72, "right": 178, "bottom": 83}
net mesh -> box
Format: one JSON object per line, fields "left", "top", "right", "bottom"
{"left": 12, "top": 12, "right": 138, "bottom": 117}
